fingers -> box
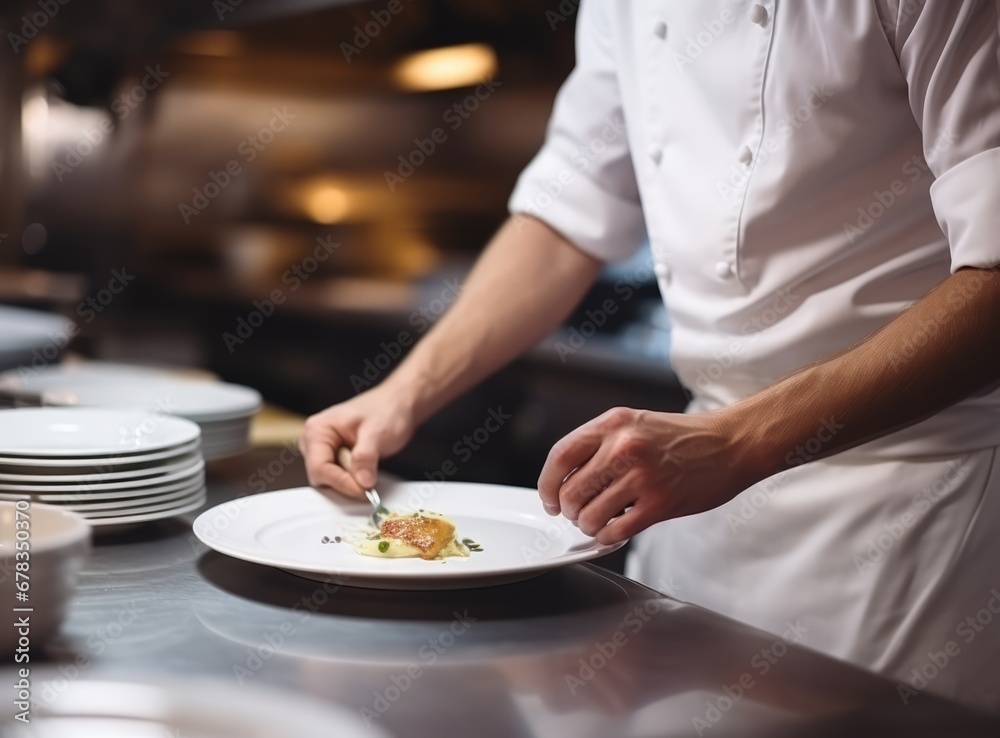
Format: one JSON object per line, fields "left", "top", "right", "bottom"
{"left": 300, "top": 422, "right": 366, "bottom": 499}
{"left": 575, "top": 473, "right": 639, "bottom": 538}
{"left": 349, "top": 433, "right": 380, "bottom": 490}
{"left": 594, "top": 504, "right": 651, "bottom": 546}
{"left": 556, "top": 436, "right": 638, "bottom": 522}
{"left": 537, "top": 420, "right": 605, "bottom": 514}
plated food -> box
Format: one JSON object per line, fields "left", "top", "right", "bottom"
{"left": 193, "top": 484, "right": 624, "bottom": 591}
{"left": 352, "top": 510, "right": 483, "bottom": 561}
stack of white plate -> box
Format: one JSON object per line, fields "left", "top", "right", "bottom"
{"left": 0, "top": 408, "right": 205, "bottom": 530}
{"left": 0, "top": 363, "right": 261, "bottom": 459}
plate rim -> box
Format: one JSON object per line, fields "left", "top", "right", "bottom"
{"left": 0, "top": 458, "right": 205, "bottom": 492}
{"left": 0, "top": 438, "right": 202, "bottom": 467}
{"left": 0, "top": 407, "right": 201, "bottom": 456}
{"left": 0, "top": 451, "right": 203, "bottom": 483}
{"left": 193, "top": 484, "right": 625, "bottom": 583}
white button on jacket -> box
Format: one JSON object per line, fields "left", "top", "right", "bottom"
{"left": 509, "top": 0, "right": 1000, "bottom": 710}
{"left": 749, "top": 4, "right": 769, "bottom": 26}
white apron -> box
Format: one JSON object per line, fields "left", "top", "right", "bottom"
{"left": 627, "top": 412, "right": 1000, "bottom": 712}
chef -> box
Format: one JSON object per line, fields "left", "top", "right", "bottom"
{"left": 301, "top": 0, "right": 1000, "bottom": 710}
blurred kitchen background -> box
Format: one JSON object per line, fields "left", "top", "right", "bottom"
{"left": 0, "top": 0, "right": 686, "bottom": 492}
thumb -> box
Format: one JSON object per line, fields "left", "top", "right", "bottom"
{"left": 349, "top": 431, "right": 381, "bottom": 490}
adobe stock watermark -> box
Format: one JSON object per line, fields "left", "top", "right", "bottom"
{"left": 784, "top": 417, "right": 843, "bottom": 467}
{"left": 671, "top": 2, "right": 742, "bottom": 68}
{"left": 724, "top": 470, "right": 793, "bottom": 534}
{"left": 232, "top": 570, "right": 355, "bottom": 685}
{"left": 554, "top": 266, "right": 652, "bottom": 362}
{"left": 896, "top": 588, "right": 1000, "bottom": 705}
{"left": 339, "top": 0, "right": 413, "bottom": 62}
{"left": 14, "top": 267, "right": 136, "bottom": 380}
{"left": 51, "top": 65, "right": 170, "bottom": 182}
{"left": 878, "top": 0, "right": 922, "bottom": 43}
{"left": 360, "top": 609, "right": 478, "bottom": 727}
{"left": 247, "top": 441, "right": 302, "bottom": 493}
{"left": 183, "top": 441, "right": 299, "bottom": 556}
{"left": 842, "top": 129, "right": 956, "bottom": 244}
{"left": 397, "top": 406, "right": 512, "bottom": 511}
{"left": 521, "top": 451, "right": 638, "bottom": 563}
{"left": 565, "top": 599, "right": 663, "bottom": 695}
{"left": 368, "top": 406, "right": 512, "bottom": 516}
{"left": 349, "top": 278, "right": 462, "bottom": 392}
{"left": 222, "top": 235, "right": 340, "bottom": 353}
{"left": 692, "top": 619, "right": 811, "bottom": 735}
{"left": 55, "top": 400, "right": 183, "bottom": 503}
{"left": 725, "top": 418, "right": 843, "bottom": 532}
{"left": 716, "top": 84, "right": 834, "bottom": 206}
{"left": 213, "top": 0, "right": 244, "bottom": 21}
{"left": 853, "top": 457, "right": 970, "bottom": 575}
{"left": 7, "top": 0, "right": 71, "bottom": 54}
{"left": 384, "top": 76, "right": 502, "bottom": 192}
{"left": 179, "top": 106, "right": 296, "bottom": 224}
{"left": 692, "top": 288, "right": 800, "bottom": 392}
{"left": 886, "top": 264, "right": 998, "bottom": 371}
{"left": 513, "top": 113, "right": 626, "bottom": 229}
{"left": 23, "top": 598, "right": 148, "bottom": 717}
{"left": 544, "top": 0, "right": 580, "bottom": 30}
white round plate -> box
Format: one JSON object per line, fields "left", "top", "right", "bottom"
{"left": 0, "top": 677, "right": 385, "bottom": 738}
{"left": 84, "top": 492, "right": 207, "bottom": 526}
{"left": 0, "top": 472, "right": 206, "bottom": 502}
{"left": 0, "top": 408, "right": 201, "bottom": 457}
{"left": 0, "top": 451, "right": 202, "bottom": 483}
{"left": 0, "top": 459, "right": 204, "bottom": 492}
{"left": 0, "top": 438, "right": 200, "bottom": 467}
{"left": 193, "top": 482, "right": 625, "bottom": 590}
{"left": 200, "top": 417, "right": 253, "bottom": 432}
{"left": 21, "top": 482, "right": 205, "bottom": 512}
{"left": 0, "top": 306, "right": 73, "bottom": 358}
{"left": 4, "top": 365, "right": 261, "bottom": 422}
{"left": 80, "top": 487, "right": 206, "bottom": 518}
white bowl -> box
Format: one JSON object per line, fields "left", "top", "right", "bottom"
{"left": 0, "top": 501, "right": 90, "bottom": 657}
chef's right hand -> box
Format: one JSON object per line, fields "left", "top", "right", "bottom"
{"left": 299, "top": 387, "right": 416, "bottom": 499}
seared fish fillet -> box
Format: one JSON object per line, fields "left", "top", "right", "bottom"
{"left": 379, "top": 514, "right": 456, "bottom": 560}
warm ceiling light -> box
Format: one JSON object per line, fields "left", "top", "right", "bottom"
{"left": 304, "top": 185, "right": 350, "bottom": 224}
{"left": 393, "top": 43, "right": 498, "bottom": 92}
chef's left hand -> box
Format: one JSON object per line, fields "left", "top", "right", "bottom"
{"left": 537, "top": 407, "right": 760, "bottom": 545}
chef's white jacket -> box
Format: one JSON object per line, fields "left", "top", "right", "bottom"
{"left": 508, "top": 0, "right": 1000, "bottom": 711}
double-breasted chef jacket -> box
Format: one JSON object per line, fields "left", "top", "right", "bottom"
{"left": 508, "top": 0, "right": 1000, "bottom": 711}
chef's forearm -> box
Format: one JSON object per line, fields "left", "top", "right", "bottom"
{"left": 380, "top": 215, "right": 604, "bottom": 425}
{"left": 725, "top": 266, "right": 1000, "bottom": 479}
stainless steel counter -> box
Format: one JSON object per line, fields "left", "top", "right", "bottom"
{"left": 25, "top": 450, "right": 1000, "bottom": 737}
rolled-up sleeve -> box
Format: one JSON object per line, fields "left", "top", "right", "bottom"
{"left": 507, "top": 0, "right": 645, "bottom": 263}
{"left": 894, "top": 0, "right": 1000, "bottom": 272}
